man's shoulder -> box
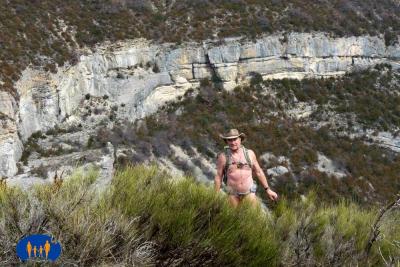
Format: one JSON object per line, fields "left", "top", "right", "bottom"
{"left": 242, "top": 146, "right": 255, "bottom": 154}
{"left": 243, "top": 147, "right": 257, "bottom": 159}
{"left": 218, "top": 146, "right": 230, "bottom": 156}
{"left": 217, "top": 151, "right": 227, "bottom": 160}
{"left": 216, "top": 152, "right": 227, "bottom": 168}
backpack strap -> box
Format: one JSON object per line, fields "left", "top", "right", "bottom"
{"left": 222, "top": 146, "right": 231, "bottom": 184}
{"left": 241, "top": 145, "right": 252, "bottom": 168}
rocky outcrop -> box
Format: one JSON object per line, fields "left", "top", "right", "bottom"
{"left": 0, "top": 91, "right": 23, "bottom": 178}
{"left": 1, "top": 32, "right": 400, "bottom": 179}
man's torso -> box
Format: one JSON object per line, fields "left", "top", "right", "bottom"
{"left": 225, "top": 147, "right": 254, "bottom": 193}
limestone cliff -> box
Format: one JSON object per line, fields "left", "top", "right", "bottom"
{"left": 1, "top": 32, "right": 399, "bottom": 179}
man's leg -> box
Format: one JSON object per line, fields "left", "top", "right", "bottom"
{"left": 228, "top": 195, "right": 240, "bottom": 207}
{"left": 243, "top": 193, "right": 259, "bottom": 208}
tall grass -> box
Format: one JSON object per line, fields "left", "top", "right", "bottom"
{"left": 110, "top": 165, "right": 279, "bottom": 266}
{"left": 0, "top": 168, "right": 154, "bottom": 266}
{"left": 1, "top": 165, "right": 399, "bottom": 266}
{"left": 110, "top": 165, "right": 400, "bottom": 266}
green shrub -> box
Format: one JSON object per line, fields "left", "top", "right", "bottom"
{"left": 249, "top": 72, "right": 263, "bottom": 86}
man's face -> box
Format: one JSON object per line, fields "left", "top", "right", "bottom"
{"left": 226, "top": 137, "right": 241, "bottom": 151}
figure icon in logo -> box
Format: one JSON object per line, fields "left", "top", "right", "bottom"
{"left": 33, "top": 246, "right": 37, "bottom": 257}
{"left": 44, "top": 240, "right": 51, "bottom": 259}
{"left": 26, "top": 241, "right": 32, "bottom": 258}
{"left": 39, "top": 245, "right": 43, "bottom": 257}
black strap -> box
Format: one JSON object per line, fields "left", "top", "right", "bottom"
{"left": 222, "top": 146, "right": 231, "bottom": 184}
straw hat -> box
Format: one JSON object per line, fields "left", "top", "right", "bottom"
{"left": 219, "top": 129, "right": 246, "bottom": 141}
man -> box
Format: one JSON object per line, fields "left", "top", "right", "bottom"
{"left": 214, "top": 129, "right": 278, "bottom": 207}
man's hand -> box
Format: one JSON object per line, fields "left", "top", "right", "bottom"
{"left": 266, "top": 189, "right": 278, "bottom": 201}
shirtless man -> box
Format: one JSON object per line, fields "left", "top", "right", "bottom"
{"left": 214, "top": 129, "right": 278, "bottom": 207}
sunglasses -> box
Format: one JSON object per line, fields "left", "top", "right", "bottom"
{"left": 226, "top": 138, "right": 239, "bottom": 142}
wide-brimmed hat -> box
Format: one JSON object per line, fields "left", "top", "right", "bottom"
{"left": 219, "top": 129, "right": 245, "bottom": 141}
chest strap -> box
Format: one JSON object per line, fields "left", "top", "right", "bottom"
{"left": 222, "top": 145, "right": 252, "bottom": 184}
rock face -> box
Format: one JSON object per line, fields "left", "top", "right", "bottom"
{"left": 1, "top": 32, "right": 400, "bottom": 179}
{"left": 0, "top": 91, "right": 23, "bottom": 177}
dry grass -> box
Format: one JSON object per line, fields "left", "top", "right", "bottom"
{"left": 0, "top": 168, "right": 155, "bottom": 266}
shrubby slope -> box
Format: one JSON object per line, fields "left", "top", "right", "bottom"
{"left": 1, "top": 0, "right": 400, "bottom": 94}
{"left": 1, "top": 165, "right": 399, "bottom": 266}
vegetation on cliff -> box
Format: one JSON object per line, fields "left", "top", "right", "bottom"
{"left": 1, "top": 0, "right": 399, "bottom": 95}
{"left": 1, "top": 165, "right": 399, "bottom": 266}
{"left": 276, "top": 64, "right": 400, "bottom": 131}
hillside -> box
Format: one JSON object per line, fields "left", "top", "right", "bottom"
{"left": 1, "top": 0, "right": 400, "bottom": 94}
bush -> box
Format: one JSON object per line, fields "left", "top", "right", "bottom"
{"left": 249, "top": 72, "right": 263, "bottom": 86}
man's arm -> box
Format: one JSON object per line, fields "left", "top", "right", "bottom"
{"left": 214, "top": 153, "right": 226, "bottom": 192}
{"left": 249, "top": 150, "right": 278, "bottom": 201}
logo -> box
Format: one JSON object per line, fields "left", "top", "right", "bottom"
{"left": 16, "top": 234, "right": 62, "bottom": 262}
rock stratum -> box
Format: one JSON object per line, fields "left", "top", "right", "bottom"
{"left": 1, "top": 32, "right": 400, "bottom": 182}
